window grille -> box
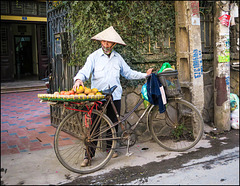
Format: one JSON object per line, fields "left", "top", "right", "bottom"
{"left": 0, "top": 25, "right": 8, "bottom": 55}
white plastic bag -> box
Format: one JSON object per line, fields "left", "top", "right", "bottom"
{"left": 231, "top": 108, "right": 239, "bottom": 129}
{"left": 230, "top": 93, "right": 239, "bottom": 129}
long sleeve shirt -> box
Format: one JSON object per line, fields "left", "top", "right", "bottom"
{"left": 73, "top": 48, "right": 147, "bottom": 100}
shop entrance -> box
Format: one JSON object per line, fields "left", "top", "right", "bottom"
{"left": 14, "top": 36, "right": 33, "bottom": 79}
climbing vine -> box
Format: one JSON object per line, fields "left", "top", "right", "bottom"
{"left": 66, "top": 1, "right": 176, "bottom": 66}
{"left": 48, "top": 1, "right": 176, "bottom": 88}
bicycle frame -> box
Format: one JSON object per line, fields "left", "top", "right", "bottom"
{"left": 78, "top": 91, "right": 186, "bottom": 153}
{"left": 53, "top": 90, "right": 204, "bottom": 174}
{"left": 100, "top": 94, "right": 183, "bottom": 137}
{"left": 94, "top": 94, "right": 152, "bottom": 140}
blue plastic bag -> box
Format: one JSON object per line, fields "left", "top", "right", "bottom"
{"left": 230, "top": 93, "right": 239, "bottom": 112}
{"left": 141, "top": 83, "right": 149, "bottom": 101}
{"left": 141, "top": 83, "right": 150, "bottom": 108}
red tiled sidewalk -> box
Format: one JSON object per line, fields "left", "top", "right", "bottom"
{"left": 1, "top": 90, "right": 56, "bottom": 155}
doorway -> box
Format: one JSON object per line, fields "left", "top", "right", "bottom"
{"left": 14, "top": 36, "right": 33, "bottom": 79}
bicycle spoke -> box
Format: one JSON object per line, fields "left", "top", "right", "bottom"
{"left": 54, "top": 110, "right": 116, "bottom": 174}
{"left": 149, "top": 99, "right": 204, "bottom": 151}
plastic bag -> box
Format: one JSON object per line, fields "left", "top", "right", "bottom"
{"left": 230, "top": 93, "right": 239, "bottom": 129}
{"left": 230, "top": 93, "right": 239, "bottom": 111}
{"left": 141, "top": 83, "right": 149, "bottom": 101}
{"left": 141, "top": 83, "right": 150, "bottom": 108}
{"left": 231, "top": 108, "right": 239, "bottom": 129}
{"left": 158, "top": 62, "right": 175, "bottom": 73}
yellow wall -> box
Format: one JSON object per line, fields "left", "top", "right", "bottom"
{"left": 1, "top": 15, "right": 47, "bottom": 22}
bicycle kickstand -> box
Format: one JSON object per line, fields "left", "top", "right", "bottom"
{"left": 125, "top": 137, "right": 133, "bottom": 157}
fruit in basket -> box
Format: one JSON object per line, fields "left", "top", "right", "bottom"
{"left": 88, "top": 93, "right": 95, "bottom": 96}
{"left": 78, "top": 93, "right": 85, "bottom": 96}
{"left": 96, "top": 92, "right": 102, "bottom": 95}
{"left": 76, "top": 86, "right": 84, "bottom": 93}
{"left": 65, "top": 91, "right": 71, "bottom": 95}
{"left": 54, "top": 92, "right": 60, "bottom": 95}
{"left": 60, "top": 91, "right": 66, "bottom": 95}
{"left": 91, "top": 88, "right": 98, "bottom": 94}
{"left": 84, "top": 87, "right": 92, "bottom": 94}
{"left": 69, "top": 90, "right": 75, "bottom": 95}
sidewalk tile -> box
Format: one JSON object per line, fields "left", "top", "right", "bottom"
{"left": 1, "top": 90, "right": 55, "bottom": 155}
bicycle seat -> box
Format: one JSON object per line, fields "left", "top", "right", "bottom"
{"left": 101, "top": 85, "right": 118, "bottom": 95}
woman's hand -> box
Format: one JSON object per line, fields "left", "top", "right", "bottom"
{"left": 146, "top": 68, "right": 154, "bottom": 75}
{"left": 73, "top": 79, "right": 84, "bottom": 92}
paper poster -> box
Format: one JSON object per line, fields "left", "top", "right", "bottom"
{"left": 192, "top": 17, "right": 200, "bottom": 25}
{"left": 218, "top": 14, "right": 231, "bottom": 27}
{"left": 218, "top": 53, "right": 230, "bottom": 63}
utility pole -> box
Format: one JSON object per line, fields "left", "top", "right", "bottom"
{"left": 175, "top": 1, "right": 204, "bottom": 113}
{"left": 213, "top": 1, "right": 231, "bottom": 131}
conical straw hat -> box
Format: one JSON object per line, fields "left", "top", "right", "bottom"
{"left": 91, "top": 26, "right": 126, "bottom": 46}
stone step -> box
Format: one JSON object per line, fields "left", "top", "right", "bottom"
{"left": 1, "top": 86, "right": 47, "bottom": 94}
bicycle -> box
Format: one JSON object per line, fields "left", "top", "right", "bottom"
{"left": 53, "top": 69, "right": 204, "bottom": 174}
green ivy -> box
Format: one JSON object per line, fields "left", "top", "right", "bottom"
{"left": 54, "top": 1, "right": 176, "bottom": 88}
{"left": 67, "top": 1, "right": 175, "bottom": 64}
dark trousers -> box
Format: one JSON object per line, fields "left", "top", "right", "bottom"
{"left": 85, "top": 100, "right": 121, "bottom": 159}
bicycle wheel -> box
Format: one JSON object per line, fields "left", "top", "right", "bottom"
{"left": 54, "top": 109, "right": 117, "bottom": 174}
{"left": 149, "top": 99, "right": 204, "bottom": 152}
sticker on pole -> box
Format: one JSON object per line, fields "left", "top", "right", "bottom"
{"left": 218, "top": 14, "right": 231, "bottom": 27}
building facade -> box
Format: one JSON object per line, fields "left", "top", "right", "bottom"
{"left": 46, "top": 1, "right": 238, "bottom": 134}
{"left": 1, "top": 0, "right": 49, "bottom": 82}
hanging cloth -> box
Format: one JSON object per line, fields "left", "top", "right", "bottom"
{"left": 147, "top": 73, "right": 166, "bottom": 113}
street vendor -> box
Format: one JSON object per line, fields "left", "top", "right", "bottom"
{"left": 72, "top": 26, "right": 153, "bottom": 167}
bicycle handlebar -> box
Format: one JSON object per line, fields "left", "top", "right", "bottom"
{"left": 101, "top": 85, "right": 118, "bottom": 95}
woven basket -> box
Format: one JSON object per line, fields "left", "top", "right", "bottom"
{"left": 38, "top": 94, "right": 105, "bottom": 102}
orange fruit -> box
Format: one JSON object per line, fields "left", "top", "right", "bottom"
{"left": 65, "top": 91, "right": 71, "bottom": 95}
{"left": 76, "top": 86, "right": 84, "bottom": 93}
{"left": 88, "top": 93, "right": 95, "bottom": 96}
{"left": 78, "top": 93, "right": 85, "bottom": 96}
{"left": 69, "top": 90, "right": 75, "bottom": 95}
{"left": 95, "top": 92, "right": 102, "bottom": 95}
{"left": 60, "top": 91, "right": 66, "bottom": 95}
{"left": 84, "top": 87, "right": 91, "bottom": 94}
{"left": 91, "top": 88, "right": 98, "bottom": 94}
{"left": 53, "top": 92, "right": 59, "bottom": 95}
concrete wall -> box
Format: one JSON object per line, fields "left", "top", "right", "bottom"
{"left": 120, "top": 2, "right": 239, "bottom": 132}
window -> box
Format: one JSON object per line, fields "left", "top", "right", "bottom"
{"left": 0, "top": 1, "right": 9, "bottom": 14}
{"left": 38, "top": 2, "right": 47, "bottom": 16}
{"left": 8, "top": 0, "right": 46, "bottom": 16}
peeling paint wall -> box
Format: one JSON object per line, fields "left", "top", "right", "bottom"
{"left": 215, "top": 76, "right": 227, "bottom": 106}
{"left": 213, "top": 1, "right": 231, "bottom": 131}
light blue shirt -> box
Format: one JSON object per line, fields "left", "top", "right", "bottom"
{"left": 74, "top": 48, "right": 147, "bottom": 100}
